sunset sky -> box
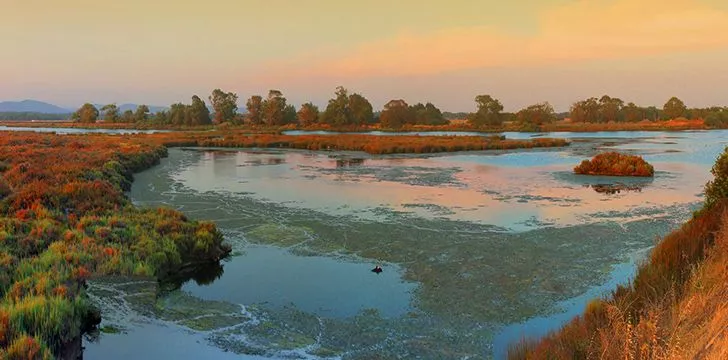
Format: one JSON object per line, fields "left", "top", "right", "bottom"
{"left": 2, "top": 0, "right": 728, "bottom": 111}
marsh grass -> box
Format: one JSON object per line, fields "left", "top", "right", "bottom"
{"left": 0, "top": 133, "right": 230, "bottom": 355}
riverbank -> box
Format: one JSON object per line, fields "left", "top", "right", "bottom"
{"left": 0, "top": 117, "right": 713, "bottom": 133}
{"left": 510, "top": 149, "right": 728, "bottom": 358}
{"left": 0, "top": 133, "right": 231, "bottom": 359}
{"left": 147, "top": 131, "right": 570, "bottom": 154}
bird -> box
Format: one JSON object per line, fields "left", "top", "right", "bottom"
{"left": 371, "top": 265, "right": 383, "bottom": 274}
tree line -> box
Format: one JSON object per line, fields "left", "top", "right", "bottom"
{"left": 70, "top": 88, "right": 728, "bottom": 129}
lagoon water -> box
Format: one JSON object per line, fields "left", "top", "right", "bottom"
{"left": 82, "top": 130, "right": 728, "bottom": 359}
{"left": 0, "top": 125, "right": 166, "bottom": 134}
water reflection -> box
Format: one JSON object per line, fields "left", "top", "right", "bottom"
{"left": 334, "top": 158, "right": 366, "bottom": 168}
{"left": 173, "top": 149, "right": 706, "bottom": 230}
{"left": 160, "top": 259, "right": 226, "bottom": 290}
{"left": 588, "top": 183, "right": 644, "bottom": 194}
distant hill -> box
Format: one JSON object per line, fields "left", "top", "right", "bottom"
{"left": 0, "top": 100, "right": 71, "bottom": 114}
{"left": 0, "top": 100, "right": 168, "bottom": 115}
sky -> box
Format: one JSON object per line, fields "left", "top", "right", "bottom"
{"left": 2, "top": 0, "right": 728, "bottom": 112}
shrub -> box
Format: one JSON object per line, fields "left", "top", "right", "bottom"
{"left": 704, "top": 146, "right": 728, "bottom": 209}
{"left": 574, "top": 152, "right": 654, "bottom": 177}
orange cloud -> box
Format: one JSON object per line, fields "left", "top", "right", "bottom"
{"left": 258, "top": 0, "right": 728, "bottom": 79}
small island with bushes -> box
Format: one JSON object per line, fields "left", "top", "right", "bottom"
{"left": 574, "top": 152, "right": 654, "bottom": 177}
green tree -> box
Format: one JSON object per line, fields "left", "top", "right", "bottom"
{"left": 424, "top": 103, "right": 447, "bottom": 125}
{"left": 283, "top": 104, "right": 297, "bottom": 125}
{"left": 245, "top": 95, "right": 263, "bottom": 125}
{"left": 296, "top": 102, "right": 319, "bottom": 126}
{"left": 348, "top": 93, "right": 374, "bottom": 125}
{"left": 209, "top": 89, "right": 238, "bottom": 123}
{"left": 187, "top": 95, "right": 211, "bottom": 125}
{"left": 517, "top": 102, "right": 556, "bottom": 126}
{"left": 121, "top": 110, "right": 135, "bottom": 123}
{"left": 168, "top": 103, "right": 188, "bottom": 126}
{"left": 100, "top": 104, "right": 120, "bottom": 122}
{"left": 153, "top": 110, "right": 169, "bottom": 125}
{"left": 133, "top": 105, "right": 150, "bottom": 122}
{"left": 470, "top": 95, "right": 503, "bottom": 127}
{"left": 71, "top": 103, "right": 99, "bottom": 123}
{"left": 262, "top": 90, "right": 286, "bottom": 126}
{"left": 321, "top": 86, "right": 350, "bottom": 126}
{"left": 379, "top": 99, "right": 413, "bottom": 129}
{"left": 705, "top": 108, "right": 728, "bottom": 128}
{"left": 663, "top": 97, "right": 687, "bottom": 120}
{"left": 645, "top": 106, "right": 661, "bottom": 121}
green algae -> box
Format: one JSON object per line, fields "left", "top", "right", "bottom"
{"left": 246, "top": 223, "right": 315, "bottom": 248}
{"left": 179, "top": 314, "right": 248, "bottom": 331}
{"left": 99, "top": 325, "right": 122, "bottom": 334}
{"left": 155, "top": 290, "right": 240, "bottom": 321}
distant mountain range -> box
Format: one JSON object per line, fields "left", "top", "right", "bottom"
{"left": 0, "top": 100, "right": 71, "bottom": 113}
{"left": 0, "top": 100, "right": 167, "bottom": 114}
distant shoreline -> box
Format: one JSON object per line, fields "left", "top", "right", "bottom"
{"left": 0, "top": 118, "right": 715, "bottom": 133}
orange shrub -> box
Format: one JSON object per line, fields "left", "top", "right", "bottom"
{"left": 574, "top": 152, "right": 654, "bottom": 177}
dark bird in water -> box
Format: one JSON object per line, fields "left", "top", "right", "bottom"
{"left": 371, "top": 265, "right": 383, "bottom": 274}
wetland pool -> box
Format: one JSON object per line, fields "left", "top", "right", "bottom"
{"left": 83, "top": 130, "right": 728, "bottom": 359}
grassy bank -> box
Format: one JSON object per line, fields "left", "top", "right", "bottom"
{"left": 0, "top": 133, "right": 230, "bottom": 359}
{"left": 148, "top": 131, "right": 570, "bottom": 154}
{"left": 509, "top": 148, "right": 728, "bottom": 359}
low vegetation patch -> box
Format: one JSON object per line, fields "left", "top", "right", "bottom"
{"left": 0, "top": 132, "right": 230, "bottom": 357}
{"left": 574, "top": 152, "right": 654, "bottom": 177}
{"left": 148, "top": 131, "right": 569, "bottom": 155}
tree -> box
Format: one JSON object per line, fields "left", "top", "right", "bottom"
{"left": 297, "top": 102, "right": 319, "bottom": 126}
{"left": 348, "top": 93, "right": 374, "bottom": 125}
{"left": 100, "top": 104, "right": 120, "bottom": 122}
{"left": 209, "top": 89, "right": 238, "bottom": 123}
{"left": 517, "top": 102, "right": 556, "bottom": 126}
{"left": 705, "top": 108, "right": 728, "bottom": 128}
{"left": 121, "top": 110, "right": 135, "bottom": 123}
{"left": 645, "top": 106, "right": 661, "bottom": 121}
{"left": 663, "top": 96, "right": 687, "bottom": 120}
{"left": 168, "top": 103, "right": 188, "bottom": 126}
{"left": 245, "top": 95, "right": 263, "bottom": 125}
{"left": 187, "top": 95, "right": 211, "bottom": 125}
{"left": 470, "top": 95, "right": 503, "bottom": 127}
{"left": 411, "top": 102, "right": 447, "bottom": 125}
{"left": 623, "top": 102, "right": 645, "bottom": 123}
{"left": 153, "top": 111, "right": 169, "bottom": 125}
{"left": 320, "top": 86, "right": 373, "bottom": 126}
{"left": 321, "top": 86, "right": 350, "bottom": 126}
{"left": 283, "top": 104, "right": 297, "bottom": 125}
{"left": 599, "top": 95, "right": 624, "bottom": 123}
{"left": 570, "top": 97, "right": 600, "bottom": 123}
{"left": 133, "top": 105, "right": 150, "bottom": 122}
{"left": 379, "top": 99, "right": 413, "bottom": 129}
{"left": 262, "top": 90, "right": 287, "bottom": 126}
{"left": 71, "top": 103, "right": 99, "bottom": 123}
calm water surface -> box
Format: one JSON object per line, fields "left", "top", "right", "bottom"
{"left": 0, "top": 125, "right": 166, "bottom": 134}
{"left": 84, "top": 130, "right": 728, "bottom": 359}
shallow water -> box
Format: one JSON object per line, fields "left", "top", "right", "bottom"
{"left": 84, "top": 131, "right": 727, "bottom": 359}
{"left": 0, "top": 125, "right": 166, "bottom": 134}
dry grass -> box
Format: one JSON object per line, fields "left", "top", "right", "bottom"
{"left": 510, "top": 205, "right": 728, "bottom": 360}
